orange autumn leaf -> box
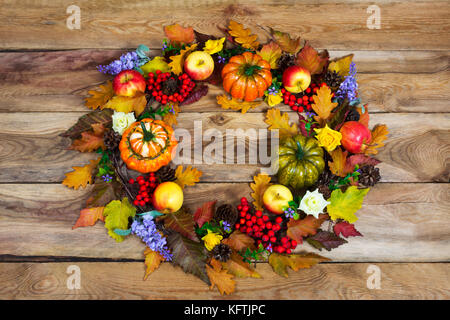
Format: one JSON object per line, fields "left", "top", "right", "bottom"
{"left": 295, "top": 42, "right": 328, "bottom": 75}
{"left": 358, "top": 105, "right": 370, "bottom": 128}
{"left": 216, "top": 94, "right": 261, "bottom": 114}
{"left": 102, "top": 92, "right": 147, "bottom": 116}
{"left": 206, "top": 263, "right": 236, "bottom": 295}
{"left": 228, "top": 20, "right": 259, "bottom": 50}
{"left": 70, "top": 123, "right": 106, "bottom": 152}
{"left": 268, "top": 252, "right": 331, "bottom": 278}
{"left": 162, "top": 104, "right": 180, "bottom": 126}
{"left": 311, "top": 86, "right": 338, "bottom": 125}
{"left": 328, "top": 148, "right": 353, "bottom": 177}
{"left": 250, "top": 173, "right": 272, "bottom": 211}
{"left": 257, "top": 41, "right": 282, "bottom": 69}
{"left": 85, "top": 81, "right": 114, "bottom": 110}
{"left": 62, "top": 158, "right": 100, "bottom": 190}
{"left": 223, "top": 252, "right": 261, "bottom": 278}
{"left": 164, "top": 24, "right": 195, "bottom": 44}
{"left": 222, "top": 230, "right": 256, "bottom": 252}
{"left": 72, "top": 206, "right": 105, "bottom": 229}
{"left": 270, "top": 28, "right": 302, "bottom": 54}
{"left": 169, "top": 43, "right": 198, "bottom": 75}
{"left": 144, "top": 248, "right": 164, "bottom": 280}
{"left": 365, "top": 124, "right": 389, "bottom": 155}
{"left": 286, "top": 214, "right": 328, "bottom": 243}
{"left": 265, "top": 107, "right": 298, "bottom": 139}
{"left": 175, "top": 165, "right": 202, "bottom": 189}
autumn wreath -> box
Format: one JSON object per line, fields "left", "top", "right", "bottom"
{"left": 61, "top": 21, "right": 389, "bottom": 295}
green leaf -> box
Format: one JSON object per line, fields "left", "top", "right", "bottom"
{"left": 103, "top": 198, "right": 136, "bottom": 242}
{"left": 327, "top": 186, "right": 370, "bottom": 223}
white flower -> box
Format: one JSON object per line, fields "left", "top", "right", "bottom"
{"left": 298, "top": 189, "right": 330, "bottom": 219}
{"left": 112, "top": 111, "right": 136, "bottom": 135}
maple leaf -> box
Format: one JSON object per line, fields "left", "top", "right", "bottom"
{"left": 268, "top": 252, "right": 331, "bottom": 278}
{"left": 228, "top": 20, "right": 259, "bottom": 50}
{"left": 295, "top": 42, "right": 328, "bottom": 75}
{"left": 70, "top": 123, "right": 106, "bottom": 152}
{"left": 175, "top": 165, "right": 202, "bottom": 189}
{"left": 328, "top": 54, "right": 354, "bottom": 77}
{"left": 250, "top": 173, "right": 272, "bottom": 211}
{"left": 327, "top": 186, "right": 370, "bottom": 223}
{"left": 169, "top": 43, "right": 198, "bottom": 75}
{"left": 72, "top": 207, "right": 104, "bottom": 229}
{"left": 193, "top": 200, "right": 216, "bottom": 228}
{"left": 222, "top": 230, "right": 256, "bottom": 252}
{"left": 334, "top": 221, "right": 363, "bottom": 238}
{"left": 286, "top": 214, "right": 328, "bottom": 244}
{"left": 206, "top": 264, "right": 236, "bottom": 295}
{"left": 62, "top": 158, "right": 99, "bottom": 190}
{"left": 270, "top": 28, "right": 302, "bottom": 54}
{"left": 167, "top": 232, "right": 210, "bottom": 284}
{"left": 162, "top": 103, "right": 180, "bottom": 126}
{"left": 102, "top": 92, "right": 147, "bottom": 116}
{"left": 85, "top": 81, "right": 114, "bottom": 110}
{"left": 365, "top": 124, "right": 389, "bottom": 155}
{"left": 103, "top": 197, "right": 136, "bottom": 242}
{"left": 143, "top": 248, "right": 164, "bottom": 280}
{"left": 216, "top": 94, "right": 261, "bottom": 114}
{"left": 164, "top": 24, "right": 195, "bottom": 44}
{"left": 257, "top": 41, "right": 282, "bottom": 69}
{"left": 306, "top": 230, "right": 348, "bottom": 251}
{"left": 328, "top": 148, "right": 352, "bottom": 177}
{"left": 311, "top": 86, "right": 338, "bottom": 126}
{"left": 223, "top": 252, "right": 261, "bottom": 278}
{"left": 265, "top": 108, "right": 298, "bottom": 139}
{"left": 162, "top": 207, "right": 198, "bottom": 242}
{"left": 358, "top": 105, "right": 370, "bottom": 128}
{"left": 60, "top": 109, "right": 113, "bottom": 141}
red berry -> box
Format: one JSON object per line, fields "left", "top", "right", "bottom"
{"left": 257, "top": 218, "right": 264, "bottom": 226}
{"left": 245, "top": 214, "right": 251, "bottom": 220}
{"left": 246, "top": 220, "right": 253, "bottom": 227}
{"left": 272, "top": 224, "right": 280, "bottom": 232}
{"left": 266, "top": 222, "right": 273, "bottom": 229}
{"left": 252, "top": 225, "right": 259, "bottom": 232}
{"left": 255, "top": 210, "right": 262, "bottom": 217}
{"left": 240, "top": 211, "right": 246, "bottom": 218}
{"left": 278, "top": 246, "right": 286, "bottom": 253}
{"left": 240, "top": 218, "right": 245, "bottom": 225}
{"left": 237, "top": 205, "right": 242, "bottom": 211}
{"left": 240, "top": 226, "right": 247, "bottom": 233}
{"left": 139, "top": 200, "right": 146, "bottom": 206}
{"left": 262, "top": 235, "right": 269, "bottom": 242}
{"left": 144, "top": 197, "right": 150, "bottom": 203}
{"left": 286, "top": 249, "right": 292, "bottom": 254}
{"left": 281, "top": 237, "right": 288, "bottom": 244}
{"left": 242, "top": 205, "right": 249, "bottom": 212}
{"left": 128, "top": 178, "right": 135, "bottom": 184}
{"left": 292, "top": 106, "right": 298, "bottom": 112}
{"left": 262, "top": 215, "right": 269, "bottom": 222}
{"left": 240, "top": 197, "right": 247, "bottom": 203}
{"left": 275, "top": 217, "right": 283, "bottom": 224}
{"left": 268, "top": 230, "right": 275, "bottom": 237}
{"left": 136, "top": 195, "right": 142, "bottom": 200}
{"left": 235, "top": 223, "right": 240, "bottom": 229}
{"left": 291, "top": 240, "right": 298, "bottom": 248}
{"left": 270, "top": 236, "right": 277, "bottom": 243}
{"left": 306, "top": 88, "right": 311, "bottom": 93}
{"left": 251, "top": 216, "right": 257, "bottom": 223}
{"left": 133, "top": 200, "right": 139, "bottom": 206}
{"left": 298, "top": 107, "right": 304, "bottom": 112}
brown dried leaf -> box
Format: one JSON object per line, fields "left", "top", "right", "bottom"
{"left": 85, "top": 81, "right": 114, "bottom": 110}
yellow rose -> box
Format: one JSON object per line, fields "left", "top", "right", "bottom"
{"left": 314, "top": 124, "right": 342, "bottom": 152}
{"left": 201, "top": 230, "right": 223, "bottom": 251}
{"left": 266, "top": 91, "right": 283, "bottom": 107}
{"left": 203, "top": 37, "right": 225, "bottom": 55}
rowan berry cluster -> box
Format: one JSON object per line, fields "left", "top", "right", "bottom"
{"left": 128, "top": 173, "right": 158, "bottom": 207}
{"left": 147, "top": 71, "right": 195, "bottom": 104}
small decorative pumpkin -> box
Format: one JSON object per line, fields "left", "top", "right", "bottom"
{"left": 275, "top": 134, "right": 325, "bottom": 189}
{"left": 221, "top": 51, "right": 272, "bottom": 102}
{"left": 119, "top": 119, "right": 177, "bottom": 173}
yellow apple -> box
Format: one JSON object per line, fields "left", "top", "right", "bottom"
{"left": 262, "top": 184, "right": 293, "bottom": 214}
{"left": 282, "top": 66, "right": 311, "bottom": 93}
{"left": 153, "top": 182, "right": 184, "bottom": 213}
{"left": 184, "top": 51, "right": 214, "bottom": 81}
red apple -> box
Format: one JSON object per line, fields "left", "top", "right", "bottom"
{"left": 282, "top": 66, "right": 311, "bottom": 93}
{"left": 262, "top": 184, "right": 293, "bottom": 214}
{"left": 113, "top": 70, "right": 146, "bottom": 97}
{"left": 184, "top": 51, "right": 214, "bottom": 81}
{"left": 340, "top": 121, "right": 372, "bottom": 153}
{"left": 153, "top": 182, "right": 184, "bottom": 213}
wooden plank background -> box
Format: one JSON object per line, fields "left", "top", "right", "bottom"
{"left": 0, "top": 0, "right": 449, "bottom": 299}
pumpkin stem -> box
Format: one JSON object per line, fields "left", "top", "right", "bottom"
{"left": 296, "top": 141, "right": 304, "bottom": 160}
{"left": 243, "top": 64, "right": 262, "bottom": 76}
{"left": 141, "top": 122, "right": 155, "bottom": 142}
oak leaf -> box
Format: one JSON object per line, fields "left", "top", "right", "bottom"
{"left": 62, "top": 158, "right": 100, "bottom": 190}
{"left": 222, "top": 230, "right": 256, "bottom": 252}
{"left": 85, "top": 81, "right": 114, "bottom": 110}
{"left": 250, "top": 173, "right": 272, "bottom": 211}
{"left": 287, "top": 214, "right": 328, "bottom": 243}
{"left": 333, "top": 221, "right": 363, "bottom": 238}
{"left": 175, "top": 165, "right": 202, "bottom": 189}
{"left": 163, "top": 207, "right": 198, "bottom": 242}
{"left": 103, "top": 197, "right": 136, "bottom": 242}
{"left": 169, "top": 43, "right": 198, "bottom": 75}
{"left": 228, "top": 20, "right": 259, "bottom": 50}
{"left": 206, "top": 264, "right": 236, "bottom": 295}
{"left": 164, "top": 24, "right": 195, "bottom": 44}
{"left": 268, "top": 252, "right": 331, "bottom": 278}
{"left": 72, "top": 207, "right": 104, "bottom": 229}
{"left": 216, "top": 94, "right": 261, "bottom": 114}
{"left": 265, "top": 108, "right": 298, "bottom": 139}
{"left": 270, "top": 28, "right": 302, "bottom": 54}
{"left": 311, "top": 86, "right": 338, "bottom": 125}
{"left": 102, "top": 92, "right": 147, "bottom": 116}
{"left": 327, "top": 186, "right": 370, "bottom": 223}
{"left": 365, "top": 124, "right": 389, "bottom": 155}
{"left": 295, "top": 42, "right": 328, "bottom": 75}
{"left": 257, "top": 41, "right": 282, "bottom": 69}
{"left": 70, "top": 123, "right": 106, "bottom": 152}
{"left": 306, "top": 230, "right": 347, "bottom": 251}
{"left": 223, "top": 252, "right": 261, "bottom": 278}
{"left": 328, "top": 54, "right": 354, "bottom": 77}
{"left": 144, "top": 248, "right": 164, "bottom": 280}
{"left": 193, "top": 200, "right": 216, "bottom": 228}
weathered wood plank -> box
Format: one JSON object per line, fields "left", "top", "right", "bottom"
{"left": 0, "top": 50, "right": 448, "bottom": 113}
{"left": 0, "top": 112, "right": 448, "bottom": 183}
{"left": 0, "top": 183, "right": 448, "bottom": 262}
{"left": 0, "top": 262, "right": 448, "bottom": 299}
{"left": 0, "top": 1, "right": 449, "bottom": 50}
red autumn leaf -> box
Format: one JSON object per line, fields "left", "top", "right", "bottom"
{"left": 334, "top": 221, "right": 363, "bottom": 238}
{"left": 287, "top": 214, "right": 328, "bottom": 244}
{"left": 72, "top": 207, "right": 105, "bottom": 229}
{"left": 306, "top": 230, "right": 348, "bottom": 251}
{"left": 295, "top": 42, "right": 328, "bottom": 75}
{"left": 70, "top": 123, "right": 106, "bottom": 152}
{"left": 347, "top": 154, "right": 381, "bottom": 168}
{"left": 193, "top": 200, "right": 216, "bottom": 227}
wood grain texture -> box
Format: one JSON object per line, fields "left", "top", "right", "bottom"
{"left": 0, "top": 0, "right": 449, "bottom": 50}
{"left": 0, "top": 112, "right": 448, "bottom": 183}
{"left": 0, "top": 183, "right": 448, "bottom": 262}
{"left": 0, "top": 262, "right": 448, "bottom": 299}
{"left": 0, "top": 50, "right": 448, "bottom": 113}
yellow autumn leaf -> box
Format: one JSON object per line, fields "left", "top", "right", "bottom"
{"left": 270, "top": 28, "right": 302, "bottom": 54}
{"left": 169, "top": 43, "right": 198, "bottom": 75}
{"left": 327, "top": 186, "right": 370, "bottom": 223}
{"left": 102, "top": 92, "right": 147, "bottom": 116}
{"left": 85, "top": 81, "right": 114, "bottom": 110}
{"left": 250, "top": 173, "right": 272, "bottom": 211}
{"left": 257, "top": 41, "right": 282, "bottom": 69}
{"left": 265, "top": 108, "right": 298, "bottom": 139}
{"left": 62, "top": 158, "right": 100, "bottom": 190}
{"left": 365, "top": 124, "right": 389, "bottom": 155}
{"left": 269, "top": 252, "right": 331, "bottom": 278}
{"left": 144, "top": 248, "right": 164, "bottom": 280}
{"left": 206, "top": 263, "right": 236, "bottom": 295}
{"left": 175, "top": 165, "right": 202, "bottom": 189}
{"left": 223, "top": 252, "right": 261, "bottom": 278}
{"left": 162, "top": 104, "right": 180, "bottom": 126}
{"left": 311, "top": 86, "right": 338, "bottom": 125}
{"left": 228, "top": 20, "right": 259, "bottom": 50}
{"left": 203, "top": 37, "right": 225, "bottom": 55}
{"left": 216, "top": 94, "right": 261, "bottom": 114}
{"left": 141, "top": 56, "right": 171, "bottom": 76}
{"left": 328, "top": 54, "right": 354, "bottom": 77}
{"left": 328, "top": 148, "right": 353, "bottom": 177}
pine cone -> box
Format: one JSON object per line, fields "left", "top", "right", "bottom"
{"left": 162, "top": 77, "right": 179, "bottom": 96}
{"left": 323, "top": 70, "right": 343, "bottom": 89}
{"left": 211, "top": 243, "right": 232, "bottom": 262}
{"left": 214, "top": 204, "right": 238, "bottom": 225}
{"left": 278, "top": 54, "right": 296, "bottom": 72}
{"left": 317, "top": 170, "right": 337, "bottom": 186}
{"left": 156, "top": 166, "right": 176, "bottom": 182}
{"left": 345, "top": 108, "right": 360, "bottom": 122}
{"left": 104, "top": 129, "right": 122, "bottom": 151}
{"left": 318, "top": 184, "right": 332, "bottom": 199}
{"left": 358, "top": 165, "right": 381, "bottom": 186}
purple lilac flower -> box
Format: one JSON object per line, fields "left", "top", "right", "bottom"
{"left": 268, "top": 86, "right": 279, "bottom": 96}
{"left": 284, "top": 207, "right": 295, "bottom": 219}
{"left": 336, "top": 62, "right": 358, "bottom": 102}
{"left": 218, "top": 55, "right": 226, "bottom": 64}
{"left": 162, "top": 41, "right": 168, "bottom": 52}
{"left": 97, "top": 51, "right": 140, "bottom": 75}
{"left": 222, "top": 221, "right": 231, "bottom": 233}
{"left": 265, "top": 243, "right": 273, "bottom": 253}
{"left": 131, "top": 215, "right": 172, "bottom": 261}
{"left": 305, "top": 111, "right": 315, "bottom": 119}
{"left": 102, "top": 174, "right": 112, "bottom": 183}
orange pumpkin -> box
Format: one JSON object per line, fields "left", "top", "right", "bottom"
{"left": 221, "top": 51, "right": 272, "bottom": 102}
{"left": 119, "top": 119, "right": 177, "bottom": 173}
